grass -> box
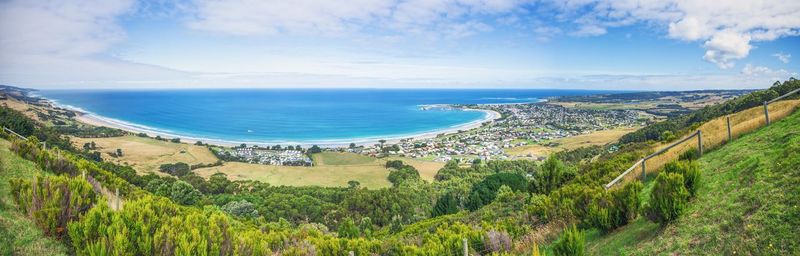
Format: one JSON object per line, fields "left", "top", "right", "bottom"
{"left": 506, "top": 126, "right": 640, "bottom": 158}
{"left": 193, "top": 161, "right": 392, "bottom": 188}
{"left": 586, "top": 109, "right": 800, "bottom": 255}
{"left": 71, "top": 135, "right": 218, "bottom": 174}
{"left": 385, "top": 156, "right": 445, "bottom": 181}
{"left": 0, "top": 139, "right": 69, "bottom": 255}
{"left": 193, "top": 152, "right": 445, "bottom": 188}
{"left": 622, "top": 99, "right": 800, "bottom": 184}
{"left": 312, "top": 151, "right": 376, "bottom": 165}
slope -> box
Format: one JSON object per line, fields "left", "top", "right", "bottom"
{"left": 586, "top": 109, "right": 800, "bottom": 255}
{"left": 0, "top": 139, "right": 69, "bottom": 255}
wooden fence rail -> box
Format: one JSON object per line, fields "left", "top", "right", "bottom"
{"left": 605, "top": 87, "right": 800, "bottom": 189}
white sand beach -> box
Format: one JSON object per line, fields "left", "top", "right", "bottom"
{"left": 73, "top": 106, "right": 502, "bottom": 148}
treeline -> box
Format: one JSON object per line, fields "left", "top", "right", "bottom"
{"left": 620, "top": 78, "right": 800, "bottom": 144}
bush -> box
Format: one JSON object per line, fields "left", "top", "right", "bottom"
{"left": 9, "top": 175, "right": 97, "bottom": 239}
{"left": 466, "top": 172, "right": 528, "bottom": 210}
{"left": 552, "top": 224, "right": 585, "bottom": 256}
{"left": 645, "top": 172, "right": 689, "bottom": 225}
{"left": 660, "top": 130, "right": 676, "bottom": 142}
{"left": 158, "top": 162, "right": 191, "bottom": 177}
{"left": 613, "top": 180, "right": 643, "bottom": 223}
{"left": 678, "top": 148, "right": 698, "bottom": 161}
{"left": 387, "top": 166, "right": 420, "bottom": 186}
{"left": 663, "top": 160, "right": 701, "bottom": 196}
{"left": 222, "top": 200, "right": 260, "bottom": 218}
{"left": 431, "top": 192, "right": 459, "bottom": 217}
{"left": 531, "top": 156, "right": 574, "bottom": 194}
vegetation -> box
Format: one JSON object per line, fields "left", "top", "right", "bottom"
{"left": 0, "top": 79, "right": 798, "bottom": 255}
{"left": 620, "top": 78, "right": 799, "bottom": 144}
{"left": 0, "top": 140, "right": 69, "bottom": 255}
{"left": 552, "top": 224, "right": 585, "bottom": 256}
{"left": 586, "top": 104, "right": 800, "bottom": 255}
{"left": 643, "top": 172, "right": 689, "bottom": 225}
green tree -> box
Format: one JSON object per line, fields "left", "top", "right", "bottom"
{"left": 531, "top": 156, "right": 574, "bottom": 194}
{"left": 466, "top": 172, "right": 528, "bottom": 210}
{"left": 222, "top": 200, "right": 260, "bottom": 218}
{"left": 338, "top": 218, "right": 359, "bottom": 238}
{"left": 169, "top": 180, "right": 202, "bottom": 205}
{"left": 432, "top": 192, "right": 459, "bottom": 217}
{"left": 359, "top": 217, "right": 373, "bottom": 238}
{"left": 347, "top": 180, "right": 360, "bottom": 189}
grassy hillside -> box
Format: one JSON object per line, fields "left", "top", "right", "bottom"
{"left": 71, "top": 135, "right": 218, "bottom": 174}
{"left": 0, "top": 139, "right": 69, "bottom": 255}
{"left": 586, "top": 110, "right": 800, "bottom": 255}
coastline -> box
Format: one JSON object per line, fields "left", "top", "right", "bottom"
{"left": 70, "top": 103, "right": 502, "bottom": 148}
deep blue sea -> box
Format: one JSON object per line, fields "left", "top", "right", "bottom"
{"left": 37, "top": 89, "right": 616, "bottom": 145}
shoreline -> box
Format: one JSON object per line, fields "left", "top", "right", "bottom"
{"left": 69, "top": 102, "right": 502, "bottom": 148}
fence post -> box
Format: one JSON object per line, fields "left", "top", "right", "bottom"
{"left": 726, "top": 116, "right": 732, "bottom": 142}
{"left": 463, "top": 238, "right": 469, "bottom": 256}
{"left": 697, "top": 131, "right": 703, "bottom": 156}
{"left": 641, "top": 159, "right": 647, "bottom": 181}
{"left": 115, "top": 188, "right": 120, "bottom": 210}
{"left": 764, "top": 101, "right": 770, "bottom": 125}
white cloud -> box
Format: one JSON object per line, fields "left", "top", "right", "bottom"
{"left": 570, "top": 25, "right": 606, "bottom": 37}
{"left": 541, "top": 0, "right": 800, "bottom": 69}
{"left": 0, "top": 0, "right": 134, "bottom": 58}
{"left": 773, "top": 53, "right": 791, "bottom": 63}
{"left": 186, "top": 0, "right": 529, "bottom": 38}
{"left": 741, "top": 64, "right": 796, "bottom": 78}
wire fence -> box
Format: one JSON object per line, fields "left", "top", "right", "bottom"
{"left": 605, "top": 87, "right": 800, "bottom": 189}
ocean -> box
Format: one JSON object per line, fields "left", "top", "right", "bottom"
{"left": 37, "top": 89, "right": 616, "bottom": 145}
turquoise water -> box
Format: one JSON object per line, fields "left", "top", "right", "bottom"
{"left": 38, "top": 89, "right": 613, "bottom": 145}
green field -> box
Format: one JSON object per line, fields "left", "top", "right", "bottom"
{"left": 585, "top": 110, "right": 800, "bottom": 255}
{"left": 0, "top": 140, "right": 69, "bottom": 255}
{"left": 312, "top": 151, "right": 376, "bottom": 165}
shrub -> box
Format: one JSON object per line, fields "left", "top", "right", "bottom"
{"left": 663, "top": 160, "right": 701, "bottom": 196}
{"left": 645, "top": 172, "right": 689, "bottom": 225}
{"left": 466, "top": 172, "right": 528, "bottom": 210}
{"left": 531, "top": 156, "right": 574, "bottom": 194}
{"left": 431, "top": 192, "right": 459, "bottom": 217}
{"left": 158, "top": 162, "right": 191, "bottom": 177}
{"left": 222, "top": 200, "right": 260, "bottom": 218}
{"left": 9, "top": 175, "right": 97, "bottom": 239}
{"left": 678, "top": 148, "right": 698, "bottom": 161}
{"left": 660, "top": 130, "right": 676, "bottom": 142}
{"left": 612, "top": 180, "right": 643, "bottom": 223}
{"left": 552, "top": 224, "right": 585, "bottom": 256}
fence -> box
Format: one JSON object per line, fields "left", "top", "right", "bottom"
{"left": 605, "top": 87, "right": 800, "bottom": 189}
{"left": 2, "top": 126, "right": 123, "bottom": 210}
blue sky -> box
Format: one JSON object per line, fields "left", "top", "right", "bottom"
{"left": 1, "top": 0, "right": 798, "bottom": 90}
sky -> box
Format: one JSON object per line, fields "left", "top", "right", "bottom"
{"left": 1, "top": 0, "right": 799, "bottom": 90}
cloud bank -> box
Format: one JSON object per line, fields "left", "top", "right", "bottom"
{"left": 0, "top": 0, "right": 798, "bottom": 89}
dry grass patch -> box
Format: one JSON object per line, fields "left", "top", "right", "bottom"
{"left": 622, "top": 99, "right": 800, "bottom": 183}
{"left": 386, "top": 157, "right": 445, "bottom": 181}
{"left": 194, "top": 161, "right": 391, "bottom": 188}
{"left": 71, "top": 135, "right": 218, "bottom": 174}
{"left": 506, "top": 126, "right": 641, "bottom": 158}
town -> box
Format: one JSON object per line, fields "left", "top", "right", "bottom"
{"left": 211, "top": 146, "right": 314, "bottom": 166}
{"left": 345, "top": 102, "right": 644, "bottom": 162}
{"left": 208, "top": 102, "right": 644, "bottom": 166}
